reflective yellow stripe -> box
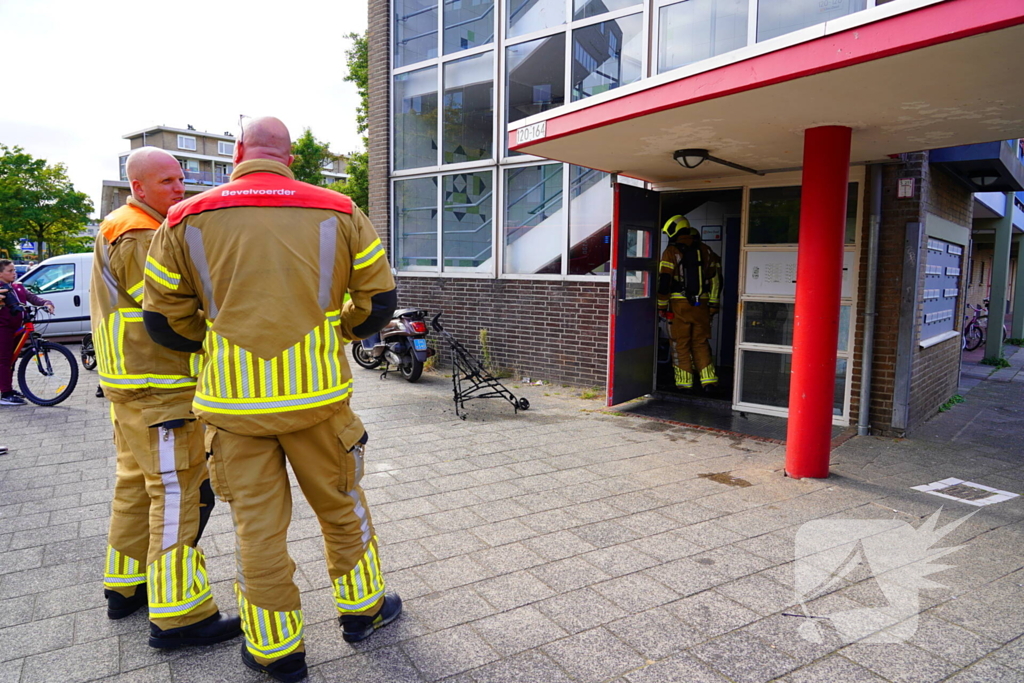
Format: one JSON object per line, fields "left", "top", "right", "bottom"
{"left": 237, "top": 586, "right": 304, "bottom": 659}
{"left": 147, "top": 546, "right": 213, "bottom": 617}
{"left": 660, "top": 261, "right": 674, "bottom": 270}
{"left": 127, "top": 280, "right": 145, "bottom": 303}
{"left": 700, "top": 366, "right": 718, "bottom": 384}
{"left": 99, "top": 374, "right": 197, "bottom": 389}
{"left": 674, "top": 368, "right": 693, "bottom": 388}
{"left": 103, "top": 546, "right": 146, "bottom": 588}
{"left": 709, "top": 273, "right": 721, "bottom": 305}
{"left": 145, "top": 256, "right": 181, "bottom": 290}
{"left": 333, "top": 538, "right": 386, "bottom": 613}
{"left": 194, "top": 381, "right": 353, "bottom": 415}
{"left": 353, "top": 239, "right": 385, "bottom": 270}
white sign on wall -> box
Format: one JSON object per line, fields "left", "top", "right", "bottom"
{"left": 745, "top": 250, "right": 855, "bottom": 298}
{"left": 516, "top": 121, "right": 547, "bottom": 145}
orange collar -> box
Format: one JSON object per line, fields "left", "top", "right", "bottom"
{"left": 100, "top": 199, "right": 162, "bottom": 242}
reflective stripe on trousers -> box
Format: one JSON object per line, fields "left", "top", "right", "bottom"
{"left": 147, "top": 545, "right": 213, "bottom": 617}
{"left": 237, "top": 585, "right": 304, "bottom": 660}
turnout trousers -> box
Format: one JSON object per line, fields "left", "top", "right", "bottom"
{"left": 668, "top": 298, "right": 718, "bottom": 388}
{"left": 204, "top": 408, "right": 385, "bottom": 667}
{"left": 104, "top": 394, "right": 220, "bottom": 630}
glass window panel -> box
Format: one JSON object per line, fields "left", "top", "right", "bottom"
{"left": 394, "top": 177, "right": 438, "bottom": 270}
{"left": 395, "top": 0, "right": 438, "bottom": 68}
{"left": 574, "top": 0, "right": 641, "bottom": 21}
{"left": 508, "top": 0, "right": 565, "bottom": 39}
{"left": 757, "top": 0, "right": 867, "bottom": 43}
{"left": 747, "top": 184, "right": 858, "bottom": 244}
{"left": 445, "top": 0, "right": 494, "bottom": 54}
{"left": 625, "top": 229, "right": 650, "bottom": 259}
{"left": 572, "top": 14, "right": 643, "bottom": 101}
{"left": 624, "top": 271, "right": 649, "bottom": 299}
{"left": 740, "top": 350, "right": 791, "bottom": 408}
{"left": 743, "top": 302, "right": 794, "bottom": 346}
{"left": 22, "top": 264, "right": 74, "bottom": 294}
{"left": 504, "top": 164, "right": 564, "bottom": 274}
{"left": 443, "top": 53, "right": 494, "bottom": 164}
{"left": 569, "top": 166, "right": 611, "bottom": 275}
{"left": 443, "top": 171, "right": 493, "bottom": 271}
{"left": 507, "top": 34, "right": 566, "bottom": 125}
{"left": 394, "top": 67, "right": 439, "bottom": 171}
{"left": 658, "top": 0, "right": 748, "bottom": 74}
{"left": 838, "top": 305, "right": 851, "bottom": 352}
{"left": 834, "top": 357, "right": 847, "bottom": 416}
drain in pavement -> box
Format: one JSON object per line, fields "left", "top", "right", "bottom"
{"left": 910, "top": 477, "right": 1019, "bottom": 507}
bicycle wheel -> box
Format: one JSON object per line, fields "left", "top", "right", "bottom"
{"left": 18, "top": 341, "right": 79, "bottom": 406}
{"left": 964, "top": 323, "right": 984, "bottom": 351}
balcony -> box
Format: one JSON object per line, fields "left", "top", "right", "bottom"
{"left": 930, "top": 140, "right": 1024, "bottom": 194}
{"left": 182, "top": 170, "right": 232, "bottom": 186}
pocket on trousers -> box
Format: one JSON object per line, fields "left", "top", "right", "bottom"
{"left": 204, "top": 426, "right": 233, "bottom": 502}
{"left": 337, "top": 431, "right": 367, "bottom": 494}
{"left": 150, "top": 419, "right": 199, "bottom": 473}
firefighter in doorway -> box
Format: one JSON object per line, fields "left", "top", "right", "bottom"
{"left": 658, "top": 216, "right": 722, "bottom": 390}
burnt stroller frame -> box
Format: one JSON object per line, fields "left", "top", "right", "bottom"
{"left": 431, "top": 313, "right": 529, "bottom": 419}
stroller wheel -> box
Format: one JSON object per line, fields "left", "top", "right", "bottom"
{"left": 517, "top": 398, "right": 530, "bottom": 411}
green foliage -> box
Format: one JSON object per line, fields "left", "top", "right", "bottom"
{"left": 1007, "top": 338, "right": 1024, "bottom": 347}
{"left": 981, "top": 356, "right": 1011, "bottom": 368}
{"left": 290, "top": 129, "right": 333, "bottom": 186}
{"left": 580, "top": 388, "right": 601, "bottom": 400}
{"left": 341, "top": 31, "right": 370, "bottom": 213}
{"left": 0, "top": 145, "right": 93, "bottom": 259}
{"left": 938, "top": 394, "right": 965, "bottom": 412}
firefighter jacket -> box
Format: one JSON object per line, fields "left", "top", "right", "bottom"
{"left": 91, "top": 197, "right": 200, "bottom": 407}
{"left": 143, "top": 159, "right": 395, "bottom": 442}
{"left": 657, "top": 240, "right": 722, "bottom": 310}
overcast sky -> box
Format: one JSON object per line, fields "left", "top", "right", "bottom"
{"left": 0, "top": 0, "right": 369, "bottom": 219}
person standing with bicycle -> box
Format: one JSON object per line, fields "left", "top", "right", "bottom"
{"left": 0, "top": 259, "right": 54, "bottom": 406}
{"left": 90, "top": 148, "right": 241, "bottom": 649}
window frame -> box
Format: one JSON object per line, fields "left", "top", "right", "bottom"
{"left": 218, "top": 140, "right": 234, "bottom": 156}
{"left": 177, "top": 135, "right": 197, "bottom": 151}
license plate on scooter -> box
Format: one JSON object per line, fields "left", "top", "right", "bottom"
{"left": 413, "top": 338, "right": 428, "bottom": 351}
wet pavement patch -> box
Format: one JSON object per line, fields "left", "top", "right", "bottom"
{"left": 699, "top": 472, "right": 753, "bottom": 488}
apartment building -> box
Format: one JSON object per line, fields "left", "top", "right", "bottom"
{"left": 100, "top": 125, "right": 348, "bottom": 217}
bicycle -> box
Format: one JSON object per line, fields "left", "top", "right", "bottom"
{"left": 962, "top": 299, "right": 1008, "bottom": 351}
{"left": 9, "top": 303, "right": 79, "bottom": 405}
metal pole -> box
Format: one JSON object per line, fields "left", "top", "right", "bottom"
{"left": 985, "top": 192, "right": 1014, "bottom": 360}
{"left": 857, "top": 165, "right": 882, "bottom": 436}
{"left": 786, "top": 126, "right": 852, "bottom": 479}
{"left": 1012, "top": 231, "right": 1024, "bottom": 340}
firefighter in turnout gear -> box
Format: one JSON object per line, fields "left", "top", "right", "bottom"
{"left": 143, "top": 117, "right": 400, "bottom": 683}
{"left": 658, "top": 215, "right": 722, "bottom": 389}
{"left": 91, "top": 148, "right": 241, "bottom": 648}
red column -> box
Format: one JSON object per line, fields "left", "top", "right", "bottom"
{"left": 785, "top": 126, "right": 852, "bottom": 479}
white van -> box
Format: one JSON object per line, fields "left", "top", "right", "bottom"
{"left": 17, "top": 252, "right": 93, "bottom": 337}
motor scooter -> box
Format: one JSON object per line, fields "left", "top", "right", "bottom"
{"left": 350, "top": 308, "right": 433, "bottom": 382}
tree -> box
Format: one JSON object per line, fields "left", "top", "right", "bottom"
{"left": 337, "top": 31, "right": 370, "bottom": 213}
{"left": 290, "top": 129, "right": 334, "bottom": 186}
{"left": 0, "top": 145, "right": 93, "bottom": 259}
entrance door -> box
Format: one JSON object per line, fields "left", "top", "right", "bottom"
{"left": 607, "top": 183, "right": 659, "bottom": 406}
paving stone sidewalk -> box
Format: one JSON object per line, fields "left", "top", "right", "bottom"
{"left": 1, "top": 347, "right": 1022, "bottom": 683}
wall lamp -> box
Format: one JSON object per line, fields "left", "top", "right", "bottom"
{"left": 674, "top": 149, "right": 764, "bottom": 176}
{"left": 968, "top": 171, "right": 1000, "bottom": 189}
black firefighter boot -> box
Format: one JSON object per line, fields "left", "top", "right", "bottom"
{"left": 106, "top": 583, "right": 147, "bottom": 620}
{"left": 149, "top": 612, "right": 242, "bottom": 649}
{"left": 339, "top": 592, "right": 403, "bottom": 643}
{"left": 241, "top": 645, "right": 308, "bottom": 683}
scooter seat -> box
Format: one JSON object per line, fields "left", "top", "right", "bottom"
{"left": 394, "top": 308, "right": 426, "bottom": 318}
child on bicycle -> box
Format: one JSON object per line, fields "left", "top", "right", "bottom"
{"left": 0, "top": 259, "right": 54, "bottom": 406}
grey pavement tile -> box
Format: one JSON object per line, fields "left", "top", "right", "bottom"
{"left": 474, "top": 570, "right": 555, "bottom": 611}
{"left": 465, "top": 499, "right": 532, "bottom": 523}
{"left": 541, "top": 627, "right": 646, "bottom": 683}
{"left": 0, "top": 546, "right": 44, "bottom": 575}
{"left": 665, "top": 589, "right": 761, "bottom": 638}
{"left": 50, "top": 502, "right": 109, "bottom": 526}
{"left": 0, "top": 511, "right": 50, "bottom": 536}
{"left": 0, "top": 659, "right": 22, "bottom": 683}
{"left": 714, "top": 574, "right": 797, "bottom": 616}
{"left": 570, "top": 521, "right": 643, "bottom": 549}
{"left": 464, "top": 481, "right": 528, "bottom": 503}
{"left": 617, "top": 510, "right": 681, "bottom": 536}
{"left": 643, "top": 557, "right": 730, "bottom": 598}
{"left": 515, "top": 492, "right": 570, "bottom": 514}
{"left": 931, "top": 595, "right": 1024, "bottom": 644}
{"left": 565, "top": 500, "right": 629, "bottom": 525}
{"left": 413, "top": 555, "right": 494, "bottom": 593}
{"left": 990, "top": 636, "right": 1024, "bottom": 671}
{"left": 41, "top": 535, "right": 106, "bottom": 567}
{"left": 673, "top": 519, "right": 748, "bottom": 549}
{"left": 165, "top": 640, "right": 259, "bottom": 682}
{"left": 468, "top": 543, "right": 546, "bottom": 575}
{"left": 402, "top": 624, "right": 500, "bottom": 681}
{"left": 469, "top": 519, "right": 536, "bottom": 547}
{"left": 0, "top": 614, "right": 74, "bottom": 662}
{"left": 590, "top": 571, "right": 681, "bottom": 613}
{"left": 605, "top": 606, "right": 705, "bottom": 659}
{"left": 383, "top": 568, "right": 432, "bottom": 602}
{"left": 778, "top": 655, "right": 887, "bottom": 683}
{"left": 34, "top": 580, "right": 106, "bottom": 619}
{"left": 627, "top": 531, "right": 704, "bottom": 563}
{"left": 417, "top": 530, "right": 488, "bottom": 560}
{"left": 407, "top": 587, "right": 496, "bottom": 630}
{"left": 73, "top": 607, "right": 153, "bottom": 645}
{"left": 688, "top": 545, "right": 776, "bottom": 581}
{"left": 10, "top": 522, "right": 79, "bottom": 550}
{"left": 472, "top": 605, "right": 569, "bottom": 656}
{"left": 941, "top": 659, "right": 1024, "bottom": 683}
{"left": 20, "top": 636, "right": 118, "bottom": 683}
{"left": 100, "top": 664, "right": 174, "bottom": 683}
{"left": 535, "top": 588, "right": 628, "bottom": 634}
{"left": 377, "top": 498, "right": 443, "bottom": 522}
{"left": 421, "top": 508, "right": 489, "bottom": 533}
{"left": 897, "top": 613, "right": 1001, "bottom": 666}
{"left": 317, "top": 645, "right": 424, "bottom": 683}
{"left": 522, "top": 530, "right": 597, "bottom": 561}
{"left": 840, "top": 642, "right": 960, "bottom": 683}
{"left": 381, "top": 540, "right": 437, "bottom": 572}
{"left": 468, "top": 649, "right": 575, "bottom": 683}
{"left": 528, "top": 557, "right": 613, "bottom": 593}
{"left": 378, "top": 518, "right": 438, "bottom": 544}
{"left": 518, "top": 509, "right": 580, "bottom": 534}
{"left": 624, "top": 651, "right": 730, "bottom": 683}
{"left": 735, "top": 530, "right": 798, "bottom": 564}
{"left": 689, "top": 631, "right": 799, "bottom": 683}
{"left": 580, "top": 544, "right": 660, "bottom": 578}
{"left": 742, "top": 612, "right": 851, "bottom": 665}
{"left": 0, "top": 534, "right": 9, "bottom": 553}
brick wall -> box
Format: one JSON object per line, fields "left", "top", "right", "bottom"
{"left": 396, "top": 277, "right": 611, "bottom": 387}
{"left": 367, "top": 0, "right": 391, "bottom": 251}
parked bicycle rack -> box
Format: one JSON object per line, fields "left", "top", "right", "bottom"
{"left": 430, "top": 312, "right": 529, "bottom": 419}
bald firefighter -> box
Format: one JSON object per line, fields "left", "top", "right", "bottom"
{"left": 143, "top": 117, "right": 399, "bottom": 683}
{"left": 658, "top": 216, "right": 722, "bottom": 389}
{"left": 92, "top": 148, "right": 241, "bottom": 648}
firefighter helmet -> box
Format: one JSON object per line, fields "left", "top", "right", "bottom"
{"left": 662, "top": 215, "right": 699, "bottom": 240}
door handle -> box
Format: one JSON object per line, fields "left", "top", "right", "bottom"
{"left": 74, "top": 295, "right": 81, "bottom": 307}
